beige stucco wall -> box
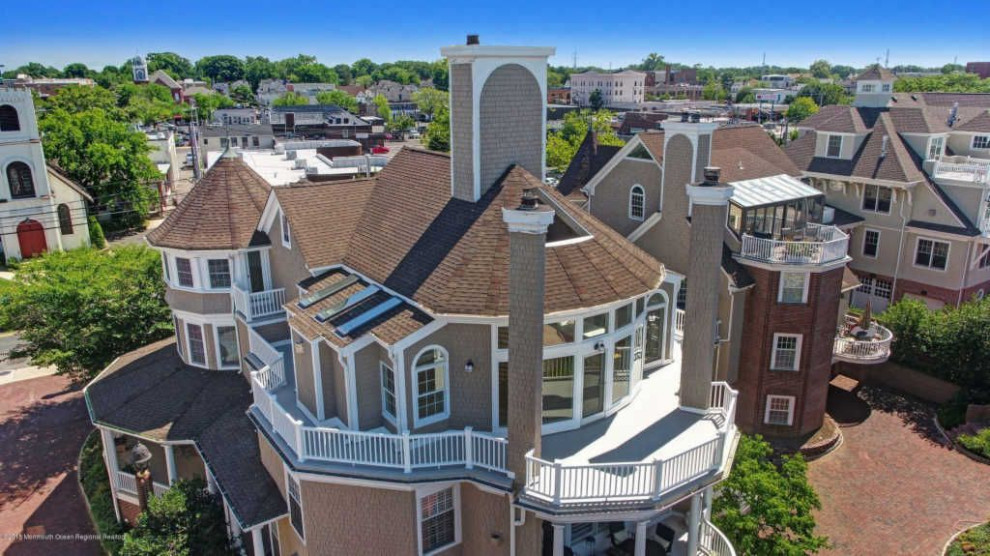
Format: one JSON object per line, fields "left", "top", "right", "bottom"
{"left": 293, "top": 329, "right": 318, "bottom": 418}
{"left": 846, "top": 225, "right": 901, "bottom": 277}
{"left": 165, "top": 287, "right": 232, "bottom": 315}
{"left": 354, "top": 342, "right": 387, "bottom": 430}
{"left": 267, "top": 215, "right": 310, "bottom": 302}
{"left": 589, "top": 158, "right": 662, "bottom": 237}
{"left": 946, "top": 133, "right": 990, "bottom": 159}
{"left": 910, "top": 182, "right": 966, "bottom": 228}
{"left": 935, "top": 183, "right": 983, "bottom": 227}
{"left": 402, "top": 323, "right": 494, "bottom": 433}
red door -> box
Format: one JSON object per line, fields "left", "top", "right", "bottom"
{"left": 17, "top": 219, "right": 47, "bottom": 259}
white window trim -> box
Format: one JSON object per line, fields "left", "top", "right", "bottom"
{"left": 284, "top": 469, "right": 306, "bottom": 544}
{"left": 281, "top": 211, "right": 292, "bottom": 248}
{"left": 185, "top": 322, "right": 208, "bottom": 368}
{"left": 913, "top": 236, "right": 951, "bottom": 272}
{"left": 777, "top": 272, "right": 810, "bottom": 304}
{"left": 862, "top": 184, "right": 893, "bottom": 214}
{"left": 412, "top": 345, "right": 450, "bottom": 428}
{"left": 628, "top": 184, "right": 645, "bottom": 221}
{"left": 416, "top": 483, "right": 461, "bottom": 556}
{"left": 825, "top": 134, "right": 843, "bottom": 158}
{"left": 972, "top": 135, "right": 990, "bottom": 150}
{"left": 174, "top": 256, "right": 197, "bottom": 289}
{"left": 213, "top": 324, "right": 240, "bottom": 370}
{"left": 764, "top": 395, "right": 796, "bottom": 426}
{"left": 205, "top": 258, "right": 232, "bottom": 291}
{"left": 862, "top": 228, "right": 881, "bottom": 259}
{"left": 380, "top": 361, "right": 397, "bottom": 424}
{"left": 770, "top": 333, "right": 802, "bottom": 371}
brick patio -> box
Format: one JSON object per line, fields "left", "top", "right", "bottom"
{"left": 809, "top": 386, "right": 990, "bottom": 555}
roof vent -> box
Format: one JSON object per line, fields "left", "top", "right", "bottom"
{"left": 690, "top": 112, "right": 701, "bottom": 123}
{"left": 702, "top": 166, "right": 721, "bottom": 186}
{"left": 519, "top": 188, "right": 540, "bottom": 210}
{"left": 680, "top": 111, "right": 689, "bottom": 123}
{"left": 466, "top": 34, "right": 480, "bottom": 45}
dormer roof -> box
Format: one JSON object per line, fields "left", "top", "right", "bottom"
{"left": 856, "top": 65, "right": 896, "bottom": 82}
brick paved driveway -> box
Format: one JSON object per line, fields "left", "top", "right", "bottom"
{"left": 0, "top": 375, "right": 101, "bottom": 555}
{"left": 809, "top": 386, "right": 990, "bottom": 556}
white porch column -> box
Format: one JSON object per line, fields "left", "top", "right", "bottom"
{"left": 100, "top": 428, "right": 122, "bottom": 522}
{"left": 702, "top": 486, "right": 713, "bottom": 520}
{"left": 634, "top": 521, "right": 648, "bottom": 556}
{"left": 687, "top": 492, "right": 702, "bottom": 556}
{"left": 551, "top": 523, "right": 565, "bottom": 556}
{"left": 164, "top": 444, "right": 178, "bottom": 485}
{"left": 252, "top": 527, "right": 265, "bottom": 555}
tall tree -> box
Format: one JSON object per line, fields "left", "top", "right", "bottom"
{"left": 424, "top": 108, "right": 449, "bottom": 152}
{"left": 411, "top": 87, "right": 448, "bottom": 119}
{"left": 809, "top": 59, "right": 832, "bottom": 79}
{"left": 797, "top": 82, "right": 851, "bottom": 106}
{"left": 291, "top": 62, "right": 337, "bottom": 84}
{"left": 120, "top": 479, "right": 233, "bottom": 556}
{"left": 243, "top": 56, "right": 276, "bottom": 90}
{"left": 351, "top": 58, "right": 378, "bottom": 79}
{"left": 589, "top": 89, "right": 604, "bottom": 110}
{"left": 62, "top": 63, "right": 92, "bottom": 78}
{"left": 147, "top": 52, "right": 192, "bottom": 78}
{"left": 230, "top": 85, "right": 256, "bottom": 106}
{"left": 272, "top": 91, "right": 310, "bottom": 107}
{"left": 786, "top": 97, "right": 820, "bottom": 122}
{"left": 315, "top": 89, "right": 358, "bottom": 113}
{"left": 430, "top": 60, "right": 449, "bottom": 91}
{"left": 333, "top": 64, "right": 353, "bottom": 85}
{"left": 714, "top": 435, "right": 829, "bottom": 556}
{"left": 44, "top": 84, "right": 119, "bottom": 114}
{"left": 372, "top": 94, "right": 391, "bottom": 123}
{"left": 195, "top": 55, "right": 245, "bottom": 83}
{"left": 702, "top": 81, "right": 725, "bottom": 101}
{"left": 639, "top": 52, "right": 665, "bottom": 72}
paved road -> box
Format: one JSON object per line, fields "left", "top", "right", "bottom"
{"left": 0, "top": 375, "right": 101, "bottom": 555}
{"left": 809, "top": 386, "right": 990, "bottom": 555}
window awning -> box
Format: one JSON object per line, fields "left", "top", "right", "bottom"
{"left": 729, "top": 174, "right": 822, "bottom": 208}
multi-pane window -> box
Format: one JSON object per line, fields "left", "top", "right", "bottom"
{"left": 860, "top": 84, "right": 875, "bottom": 93}
{"left": 380, "top": 362, "right": 397, "bottom": 420}
{"left": 973, "top": 136, "right": 990, "bottom": 150}
{"left": 415, "top": 347, "right": 448, "bottom": 423}
{"left": 826, "top": 135, "right": 842, "bottom": 158}
{"left": 863, "top": 184, "right": 892, "bottom": 213}
{"left": 874, "top": 278, "right": 892, "bottom": 300}
{"left": 582, "top": 313, "right": 609, "bottom": 339}
{"left": 771, "top": 334, "right": 801, "bottom": 371}
{"left": 420, "top": 487, "right": 455, "bottom": 553}
{"left": 915, "top": 238, "right": 949, "bottom": 270}
{"left": 176, "top": 257, "right": 194, "bottom": 287}
{"left": 881, "top": 83, "right": 891, "bottom": 92}
{"left": 928, "top": 136, "right": 945, "bottom": 160}
{"left": 979, "top": 249, "right": 990, "bottom": 269}
{"left": 216, "top": 326, "right": 238, "bottom": 368}
{"left": 187, "top": 323, "right": 206, "bottom": 365}
{"left": 287, "top": 474, "right": 304, "bottom": 539}
{"left": 863, "top": 229, "right": 880, "bottom": 258}
{"left": 629, "top": 185, "right": 645, "bottom": 220}
{"left": 615, "top": 303, "right": 634, "bottom": 329}
{"left": 207, "top": 259, "right": 231, "bottom": 289}
{"left": 765, "top": 395, "right": 795, "bottom": 426}
{"left": 779, "top": 272, "right": 808, "bottom": 304}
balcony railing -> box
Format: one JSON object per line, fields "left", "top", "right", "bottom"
{"left": 523, "top": 382, "right": 737, "bottom": 507}
{"left": 246, "top": 325, "right": 286, "bottom": 387}
{"left": 932, "top": 156, "right": 990, "bottom": 185}
{"left": 833, "top": 314, "right": 893, "bottom": 364}
{"left": 699, "top": 518, "right": 737, "bottom": 556}
{"left": 675, "top": 308, "right": 685, "bottom": 339}
{"left": 250, "top": 369, "right": 509, "bottom": 475}
{"left": 113, "top": 470, "right": 169, "bottom": 498}
{"left": 232, "top": 285, "right": 286, "bottom": 321}
{"left": 739, "top": 223, "right": 848, "bottom": 266}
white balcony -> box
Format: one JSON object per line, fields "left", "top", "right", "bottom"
{"left": 675, "top": 308, "right": 685, "bottom": 340}
{"left": 699, "top": 518, "right": 736, "bottom": 556}
{"left": 739, "top": 223, "right": 848, "bottom": 266}
{"left": 232, "top": 285, "right": 285, "bottom": 321}
{"left": 113, "top": 469, "right": 169, "bottom": 498}
{"left": 833, "top": 314, "right": 893, "bottom": 364}
{"left": 932, "top": 155, "right": 990, "bottom": 185}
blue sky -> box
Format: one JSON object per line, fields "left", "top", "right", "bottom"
{"left": 5, "top": 0, "right": 989, "bottom": 71}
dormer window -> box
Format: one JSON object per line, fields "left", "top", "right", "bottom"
{"left": 861, "top": 84, "right": 875, "bottom": 93}
{"left": 826, "top": 135, "right": 842, "bottom": 158}
{"left": 881, "top": 83, "right": 891, "bottom": 92}
{"left": 974, "top": 136, "right": 990, "bottom": 150}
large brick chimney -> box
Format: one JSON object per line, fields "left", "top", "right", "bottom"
{"left": 502, "top": 188, "right": 554, "bottom": 554}
{"left": 440, "top": 37, "right": 555, "bottom": 202}
{"left": 681, "top": 166, "right": 733, "bottom": 410}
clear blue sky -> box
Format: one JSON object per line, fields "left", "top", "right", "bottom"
{"left": 5, "top": 0, "right": 989, "bottom": 71}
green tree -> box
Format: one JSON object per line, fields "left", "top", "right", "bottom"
{"left": 191, "top": 92, "right": 234, "bottom": 121}
{"left": 292, "top": 62, "right": 337, "bottom": 84}
{"left": 95, "top": 65, "right": 125, "bottom": 88}
{"left": 702, "top": 81, "right": 725, "bottom": 101}
{"left": 545, "top": 110, "right": 624, "bottom": 171}
{"left": 942, "top": 63, "right": 965, "bottom": 74}
{"left": 315, "top": 89, "right": 358, "bottom": 113}
{"left": 243, "top": 56, "right": 276, "bottom": 90}
{"left": 810, "top": 59, "right": 832, "bottom": 79}
{"left": 389, "top": 114, "right": 416, "bottom": 138}
{"left": 351, "top": 58, "right": 378, "bottom": 79}
{"left": 272, "top": 91, "right": 310, "bottom": 107}
{"left": 412, "top": 87, "right": 448, "bottom": 119}
{"left": 431, "top": 60, "right": 449, "bottom": 91}
{"left": 230, "top": 84, "right": 255, "bottom": 106}
{"left": 44, "top": 84, "right": 119, "bottom": 115}
{"left": 797, "top": 82, "right": 851, "bottom": 106}
{"left": 117, "top": 83, "right": 179, "bottom": 125}
{"left": 424, "top": 108, "right": 450, "bottom": 152}
{"left": 62, "top": 63, "right": 92, "bottom": 79}
{"left": 786, "top": 96, "right": 820, "bottom": 122}
{"left": 894, "top": 73, "right": 990, "bottom": 93}
{"left": 195, "top": 55, "right": 244, "bottom": 82}
{"left": 147, "top": 52, "right": 193, "bottom": 78}
{"left": 831, "top": 65, "right": 856, "bottom": 79}
{"left": 334, "top": 63, "right": 353, "bottom": 85}
{"left": 714, "top": 435, "right": 829, "bottom": 556}
{"left": 0, "top": 246, "right": 172, "bottom": 381}
{"left": 355, "top": 75, "right": 374, "bottom": 88}
{"left": 372, "top": 94, "right": 391, "bottom": 123}
{"left": 120, "top": 479, "right": 233, "bottom": 556}
{"left": 5, "top": 62, "right": 61, "bottom": 78}
{"left": 735, "top": 87, "right": 755, "bottom": 103}
{"left": 638, "top": 53, "right": 665, "bottom": 72}
{"left": 589, "top": 89, "right": 604, "bottom": 110}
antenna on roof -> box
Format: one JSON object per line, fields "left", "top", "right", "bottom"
{"left": 885, "top": 49, "right": 890, "bottom": 68}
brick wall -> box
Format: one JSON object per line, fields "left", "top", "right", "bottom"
{"left": 838, "top": 361, "right": 960, "bottom": 404}
{"left": 894, "top": 277, "right": 959, "bottom": 308}
{"left": 735, "top": 265, "right": 843, "bottom": 437}
{"left": 479, "top": 64, "right": 543, "bottom": 196}
{"left": 118, "top": 499, "right": 141, "bottom": 526}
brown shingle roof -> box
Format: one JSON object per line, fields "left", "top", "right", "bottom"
{"left": 856, "top": 65, "right": 896, "bottom": 82}
{"left": 340, "top": 149, "right": 664, "bottom": 316}
{"left": 85, "top": 339, "right": 286, "bottom": 529}
{"left": 273, "top": 179, "right": 376, "bottom": 268}
{"left": 557, "top": 131, "right": 622, "bottom": 201}
{"left": 147, "top": 155, "right": 271, "bottom": 250}
{"left": 795, "top": 105, "right": 871, "bottom": 133}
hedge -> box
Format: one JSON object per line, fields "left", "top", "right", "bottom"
{"left": 79, "top": 431, "right": 127, "bottom": 554}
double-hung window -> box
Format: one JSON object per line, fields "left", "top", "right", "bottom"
{"left": 928, "top": 136, "right": 945, "bottom": 160}
{"left": 973, "top": 136, "right": 990, "bottom": 150}
{"left": 863, "top": 229, "right": 880, "bottom": 258}
{"left": 207, "top": 259, "right": 231, "bottom": 289}
{"left": 915, "top": 238, "right": 949, "bottom": 270}
{"left": 176, "top": 257, "right": 194, "bottom": 287}
{"left": 414, "top": 347, "right": 448, "bottom": 425}
{"left": 380, "top": 362, "right": 397, "bottom": 421}
{"left": 770, "top": 334, "right": 801, "bottom": 371}
{"left": 419, "top": 487, "right": 457, "bottom": 553}
{"left": 778, "top": 272, "right": 808, "bottom": 304}
{"left": 216, "top": 326, "right": 238, "bottom": 368}
{"left": 186, "top": 323, "right": 206, "bottom": 366}
{"left": 287, "top": 474, "right": 304, "bottom": 540}
{"left": 629, "top": 185, "right": 645, "bottom": 221}
{"left": 863, "top": 184, "right": 892, "bottom": 213}
{"left": 765, "top": 395, "right": 795, "bottom": 426}
{"left": 826, "top": 135, "right": 842, "bottom": 158}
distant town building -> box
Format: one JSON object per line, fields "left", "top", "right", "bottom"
{"left": 200, "top": 124, "right": 276, "bottom": 157}
{"left": 8, "top": 76, "right": 95, "bottom": 98}
{"left": 547, "top": 87, "right": 571, "bottom": 104}
{"left": 145, "top": 129, "right": 180, "bottom": 210}
{"left": 149, "top": 70, "right": 183, "bottom": 102}
{"left": 131, "top": 55, "right": 148, "bottom": 83}
{"left": 966, "top": 62, "right": 990, "bottom": 79}
{"left": 213, "top": 108, "right": 259, "bottom": 126}
{"left": 570, "top": 70, "right": 646, "bottom": 106}
{"left": 761, "top": 74, "right": 794, "bottom": 88}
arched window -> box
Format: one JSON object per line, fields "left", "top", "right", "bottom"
{"left": 6, "top": 162, "right": 35, "bottom": 199}
{"left": 413, "top": 346, "right": 449, "bottom": 425}
{"left": 629, "top": 185, "right": 645, "bottom": 220}
{"left": 57, "top": 204, "right": 73, "bottom": 235}
{"left": 0, "top": 105, "right": 19, "bottom": 132}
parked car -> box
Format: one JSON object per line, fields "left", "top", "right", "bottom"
{"left": 407, "top": 129, "right": 421, "bottom": 139}
{"left": 371, "top": 146, "right": 390, "bottom": 154}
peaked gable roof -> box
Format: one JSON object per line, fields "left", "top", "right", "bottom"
{"left": 856, "top": 65, "right": 896, "bottom": 82}
{"left": 149, "top": 69, "right": 181, "bottom": 90}
{"left": 148, "top": 155, "right": 271, "bottom": 250}
{"left": 557, "top": 131, "right": 622, "bottom": 200}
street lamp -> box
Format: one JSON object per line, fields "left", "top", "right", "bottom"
{"left": 130, "top": 442, "right": 153, "bottom": 512}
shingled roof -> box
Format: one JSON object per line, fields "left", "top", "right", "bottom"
{"left": 85, "top": 339, "right": 286, "bottom": 529}
{"left": 557, "top": 131, "right": 623, "bottom": 201}
{"left": 855, "top": 65, "right": 896, "bottom": 82}
{"left": 147, "top": 154, "right": 271, "bottom": 250}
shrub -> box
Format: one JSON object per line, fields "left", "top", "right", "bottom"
{"left": 79, "top": 431, "right": 127, "bottom": 554}
{"left": 121, "top": 479, "right": 234, "bottom": 556}
{"left": 939, "top": 394, "right": 969, "bottom": 429}
{"left": 88, "top": 216, "right": 106, "bottom": 249}
{"left": 947, "top": 522, "right": 990, "bottom": 556}
{"left": 958, "top": 428, "right": 990, "bottom": 458}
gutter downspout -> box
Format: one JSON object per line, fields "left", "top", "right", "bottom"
{"left": 958, "top": 241, "right": 973, "bottom": 306}
{"left": 891, "top": 188, "right": 910, "bottom": 302}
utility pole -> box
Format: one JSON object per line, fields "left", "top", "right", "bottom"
{"left": 885, "top": 49, "right": 890, "bottom": 67}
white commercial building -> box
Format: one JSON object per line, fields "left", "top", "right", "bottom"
{"left": 570, "top": 70, "right": 646, "bottom": 106}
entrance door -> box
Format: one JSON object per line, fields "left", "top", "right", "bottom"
{"left": 582, "top": 352, "right": 605, "bottom": 418}
{"left": 247, "top": 251, "right": 265, "bottom": 292}
{"left": 17, "top": 219, "right": 46, "bottom": 258}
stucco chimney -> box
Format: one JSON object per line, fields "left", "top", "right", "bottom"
{"left": 681, "top": 167, "right": 733, "bottom": 411}
{"left": 440, "top": 42, "right": 555, "bottom": 202}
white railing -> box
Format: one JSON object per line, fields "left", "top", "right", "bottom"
{"left": 246, "top": 326, "right": 285, "bottom": 388}
{"left": 524, "top": 382, "right": 737, "bottom": 506}
{"left": 250, "top": 372, "right": 509, "bottom": 475}
{"left": 675, "top": 309, "right": 685, "bottom": 339}
{"left": 933, "top": 156, "right": 990, "bottom": 184}
{"left": 232, "top": 285, "right": 286, "bottom": 321}
{"left": 699, "top": 518, "right": 737, "bottom": 556}
{"left": 833, "top": 314, "right": 893, "bottom": 363}
{"left": 113, "top": 470, "right": 169, "bottom": 498}
{"left": 739, "top": 224, "right": 848, "bottom": 266}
